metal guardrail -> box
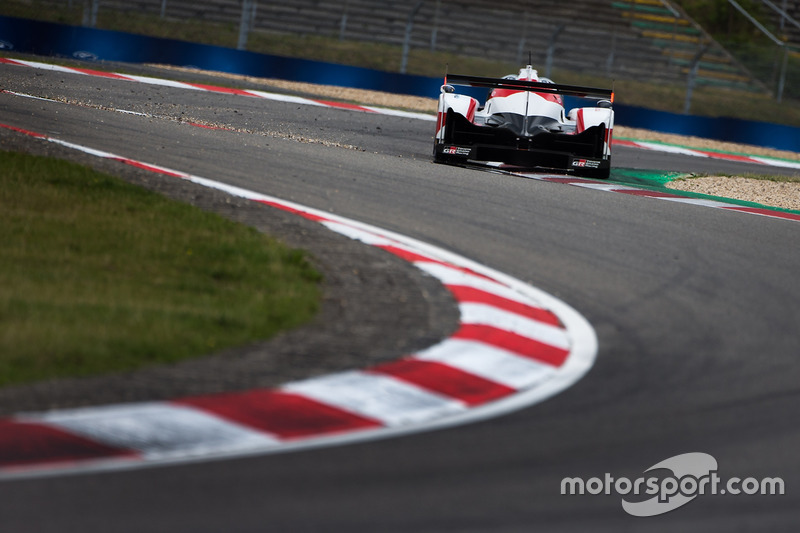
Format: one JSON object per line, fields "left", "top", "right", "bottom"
{"left": 684, "top": 43, "right": 711, "bottom": 114}
{"left": 400, "top": 1, "right": 424, "bottom": 74}
{"left": 760, "top": 0, "right": 800, "bottom": 33}
{"left": 237, "top": 0, "right": 256, "bottom": 50}
{"left": 728, "top": 0, "right": 793, "bottom": 102}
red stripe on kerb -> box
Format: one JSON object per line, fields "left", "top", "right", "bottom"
{"left": 369, "top": 359, "right": 515, "bottom": 406}
{"left": 254, "top": 199, "right": 330, "bottom": 222}
{"left": 70, "top": 68, "right": 131, "bottom": 80}
{"left": 694, "top": 150, "right": 760, "bottom": 164}
{"left": 0, "top": 123, "right": 47, "bottom": 138}
{"left": 110, "top": 157, "right": 187, "bottom": 179}
{"left": 454, "top": 324, "right": 570, "bottom": 367}
{"left": 447, "top": 285, "right": 563, "bottom": 328}
{"left": 0, "top": 420, "right": 138, "bottom": 468}
{"left": 723, "top": 206, "right": 800, "bottom": 221}
{"left": 185, "top": 83, "right": 255, "bottom": 97}
{"left": 615, "top": 189, "right": 683, "bottom": 198}
{"left": 313, "top": 100, "right": 375, "bottom": 113}
{"left": 0, "top": 58, "right": 24, "bottom": 66}
{"left": 176, "top": 390, "right": 382, "bottom": 439}
{"left": 377, "top": 245, "right": 497, "bottom": 283}
{"left": 612, "top": 139, "right": 641, "bottom": 148}
{"left": 542, "top": 177, "right": 591, "bottom": 184}
{"left": 377, "top": 245, "right": 435, "bottom": 264}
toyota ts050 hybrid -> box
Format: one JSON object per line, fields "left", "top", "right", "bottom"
{"left": 433, "top": 65, "right": 614, "bottom": 179}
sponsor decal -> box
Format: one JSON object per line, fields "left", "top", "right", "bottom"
{"left": 561, "top": 452, "right": 785, "bottom": 517}
{"left": 444, "top": 146, "right": 472, "bottom": 156}
{"left": 572, "top": 158, "right": 601, "bottom": 169}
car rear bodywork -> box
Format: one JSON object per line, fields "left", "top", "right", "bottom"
{"left": 434, "top": 66, "right": 614, "bottom": 179}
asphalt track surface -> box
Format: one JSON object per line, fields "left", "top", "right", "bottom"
{"left": 1, "top": 62, "right": 799, "bottom": 532}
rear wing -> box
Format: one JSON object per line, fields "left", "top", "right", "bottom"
{"left": 445, "top": 74, "right": 613, "bottom": 101}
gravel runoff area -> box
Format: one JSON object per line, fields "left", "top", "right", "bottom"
{"left": 152, "top": 66, "right": 800, "bottom": 212}
{"left": 666, "top": 177, "right": 800, "bottom": 211}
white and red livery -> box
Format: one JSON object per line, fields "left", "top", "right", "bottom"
{"left": 434, "top": 65, "right": 614, "bottom": 179}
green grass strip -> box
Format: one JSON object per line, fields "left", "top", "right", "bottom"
{"left": 0, "top": 151, "right": 322, "bottom": 387}
{"left": 610, "top": 167, "right": 689, "bottom": 187}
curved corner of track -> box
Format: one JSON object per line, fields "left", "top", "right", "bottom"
{"left": 0, "top": 125, "right": 599, "bottom": 481}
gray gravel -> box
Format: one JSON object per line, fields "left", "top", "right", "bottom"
{"left": 667, "top": 176, "right": 800, "bottom": 211}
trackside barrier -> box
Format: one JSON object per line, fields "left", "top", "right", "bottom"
{"left": 1, "top": 15, "right": 798, "bottom": 153}
{"left": 611, "top": 103, "right": 800, "bottom": 152}
{"left": 0, "top": 15, "right": 447, "bottom": 99}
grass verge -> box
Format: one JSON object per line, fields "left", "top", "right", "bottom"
{"left": 0, "top": 150, "right": 321, "bottom": 387}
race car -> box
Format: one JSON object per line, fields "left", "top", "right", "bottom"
{"left": 433, "top": 65, "right": 614, "bottom": 179}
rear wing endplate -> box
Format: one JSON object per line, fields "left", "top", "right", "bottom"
{"left": 445, "top": 74, "right": 613, "bottom": 101}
